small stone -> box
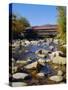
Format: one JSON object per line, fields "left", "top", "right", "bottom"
{"left": 12, "top": 66, "right": 17, "bottom": 74}
{"left": 57, "top": 70, "right": 63, "bottom": 76}
{"left": 49, "top": 46, "right": 54, "bottom": 50}
{"left": 49, "top": 75, "right": 63, "bottom": 82}
{"left": 36, "top": 72, "right": 45, "bottom": 77}
{"left": 38, "top": 58, "right": 45, "bottom": 65}
{"left": 46, "top": 59, "right": 51, "bottom": 62}
{"left": 27, "top": 58, "right": 31, "bottom": 62}
{"left": 54, "top": 66, "right": 58, "bottom": 69}
{"left": 11, "top": 58, "right": 15, "bottom": 62}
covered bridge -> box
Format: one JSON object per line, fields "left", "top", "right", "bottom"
{"left": 23, "top": 24, "right": 58, "bottom": 39}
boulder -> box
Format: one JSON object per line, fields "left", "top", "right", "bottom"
{"left": 12, "top": 82, "right": 27, "bottom": 87}
{"left": 49, "top": 51, "right": 63, "bottom": 60}
{"left": 52, "top": 55, "right": 66, "bottom": 65}
{"left": 49, "top": 75, "right": 63, "bottom": 82}
{"left": 25, "top": 40, "right": 30, "bottom": 45}
{"left": 35, "top": 49, "right": 48, "bottom": 58}
{"left": 16, "top": 60, "right": 28, "bottom": 65}
{"left": 45, "top": 59, "right": 51, "bottom": 62}
{"left": 36, "top": 72, "right": 45, "bottom": 77}
{"left": 30, "top": 40, "right": 38, "bottom": 45}
{"left": 24, "top": 61, "right": 37, "bottom": 69}
{"left": 13, "top": 73, "right": 28, "bottom": 79}
{"left": 54, "top": 39, "right": 58, "bottom": 44}
{"left": 38, "top": 58, "right": 45, "bottom": 65}
{"left": 12, "top": 66, "right": 17, "bottom": 74}
{"left": 57, "top": 70, "right": 63, "bottom": 76}
{"left": 49, "top": 45, "right": 54, "bottom": 51}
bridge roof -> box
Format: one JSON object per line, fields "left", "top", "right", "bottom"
{"left": 26, "top": 24, "right": 58, "bottom": 30}
{"left": 32, "top": 25, "right": 57, "bottom": 30}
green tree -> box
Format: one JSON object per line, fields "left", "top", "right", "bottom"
{"left": 10, "top": 14, "right": 30, "bottom": 39}
{"left": 57, "top": 6, "right": 66, "bottom": 44}
{"left": 12, "top": 14, "right": 30, "bottom": 33}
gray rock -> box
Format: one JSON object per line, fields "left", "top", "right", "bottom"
{"left": 35, "top": 49, "right": 48, "bottom": 58}
{"left": 13, "top": 73, "right": 28, "bottom": 79}
{"left": 36, "top": 72, "right": 45, "bottom": 77}
{"left": 38, "top": 58, "right": 45, "bottom": 65}
{"left": 24, "top": 61, "right": 37, "bottom": 69}
{"left": 12, "top": 66, "right": 17, "bottom": 74}
{"left": 12, "top": 82, "right": 27, "bottom": 87}
{"left": 52, "top": 55, "right": 66, "bottom": 65}
{"left": 16, "top": 60, "right": 28, "bottom": 65}
{"left": 57, "top": 70, "right": 63, "bottom": 76}
{"left": 49, "top": 75, "right": 63, "bottom": 82}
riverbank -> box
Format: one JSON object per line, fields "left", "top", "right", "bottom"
{"left": 9, "top": 38, "right": 66, "bottom": 86}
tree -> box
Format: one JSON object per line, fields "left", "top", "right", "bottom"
{"left": 12, "top": 17, "right": 30, "bottom": 33}
{"left": 57, "top": 6, "right": 66, "bottom": 44}
{"left": 10, "top": 14, "right": 30, "bottom": 39}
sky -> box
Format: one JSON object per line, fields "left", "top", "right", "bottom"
{"left": 11, "top": 3, "right": 58, "bottom": 26}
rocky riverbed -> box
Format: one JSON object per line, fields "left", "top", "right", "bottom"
{"left": 9, "top": 39, "right": 66, "bottom": 86}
